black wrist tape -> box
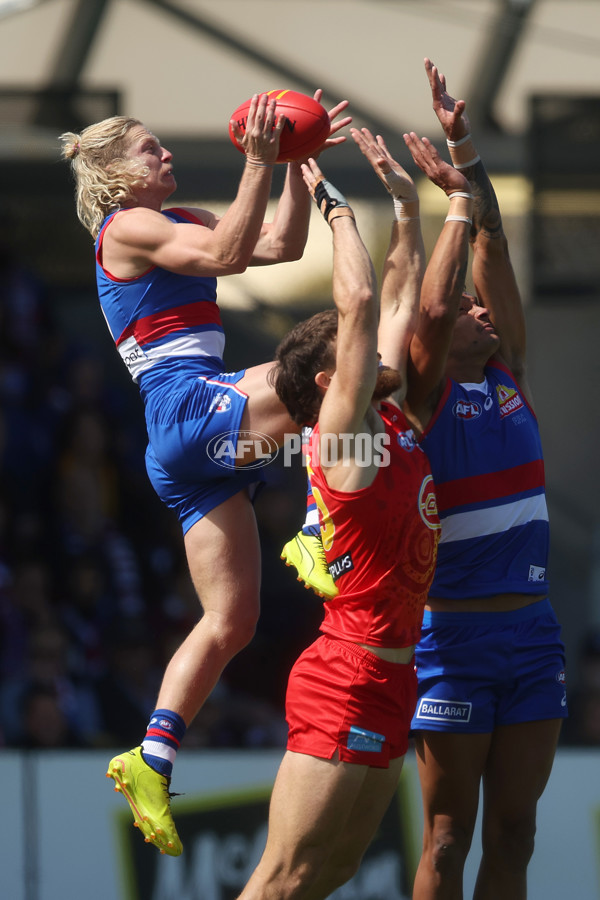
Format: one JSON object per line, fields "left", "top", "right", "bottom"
{"left": 313, "top": 177, "right": 351, "bottom": 224}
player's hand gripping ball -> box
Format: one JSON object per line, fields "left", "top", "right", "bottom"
{"left": 229, "top": 90, "right": 330, "bottom": 163}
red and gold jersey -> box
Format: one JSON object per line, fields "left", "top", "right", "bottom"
{"left": 308, "top": 402, "right": 440, "bottom": 648}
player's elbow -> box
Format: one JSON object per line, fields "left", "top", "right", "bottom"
{"left": 351, "top": 284, "right": 377, "bottom": 312}
{"left": 282, "top": 244, "right": 306, "bottom": 263}
{"left": 269, "top": 237, "right": 306, "bottom": 263}
{"left": 424, "top": 297, "right": 460, "bottom": 331}
{"left": 225, "top": 259, "right": 251, "bottom": 275}
{"left": 212, "top": 248, "right": 252, "bottom": 275}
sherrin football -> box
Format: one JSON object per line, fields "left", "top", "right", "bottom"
{"left": 229, "top": 90, "right": 330, "bottom": 163}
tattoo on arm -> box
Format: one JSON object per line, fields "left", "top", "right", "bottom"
{"left": 462, "top": 160, "right": 503, "bottom": 242}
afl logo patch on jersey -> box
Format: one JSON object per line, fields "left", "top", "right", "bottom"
{"left": 419, "top": 475, "right": 441, "bottom": 531}
{"left": 452, "top": 399, "right": 482, "bottom": 420}
{"left": 397, "top": 428, "right": 417, "bottom": 452}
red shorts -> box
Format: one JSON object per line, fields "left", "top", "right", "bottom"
{"left": 285, "top": 634, "right": 417, "bottom": 768}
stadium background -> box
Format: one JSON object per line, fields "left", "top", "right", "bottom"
{"left": 1, "top": 2, "right": 599, "bottom": 898}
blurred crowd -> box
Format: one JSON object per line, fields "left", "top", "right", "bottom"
{"left": 0, "top": 224, "right": 597, "bottom": 751}
{"left": 0, "top": 224, "right": 323, "bottom": 752}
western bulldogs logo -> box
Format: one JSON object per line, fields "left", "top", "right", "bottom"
{"left": 210, "top": 392, "right": 232, "bottom": 413}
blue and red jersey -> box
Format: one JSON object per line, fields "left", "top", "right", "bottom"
{"left": 420, "top": 359, "right": 549, "bottom": 599}
{"left": 95, "top": 208, "right": 224, "bottom": 389}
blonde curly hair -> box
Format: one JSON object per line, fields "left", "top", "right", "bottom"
{"left": 59, "top": 116, "right": 151, "bottom": 239}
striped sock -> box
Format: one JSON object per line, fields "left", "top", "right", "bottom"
{"left": 302, "top": 487, "right": 320, "bottom": 536}
{"left": 301, "top": 427, "right": 320, "bottom": 537}
{"left": 141, "top": 708, "right": 186, "bottom": 778}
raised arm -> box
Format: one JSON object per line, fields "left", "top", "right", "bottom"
{"left": 401, "top": 133, "right": 473, "bottom": 426}
{"left": 250, "top": 92, "right": 352, "bottom": 265}
{"left": 425, "top": 57, "right": 528, "bottom": 392}
{"left": 106, "top": 93, "right": 285, "bottom": 277}
{"left": 301, "top": 160, "right": 378, "bottom": 461}
{"left": 351, "top": 127, "right": 425, "bottom": 407}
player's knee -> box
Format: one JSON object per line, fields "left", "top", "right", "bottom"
{"left": 333, "top": 861, "right": 361, "bottom": 891}
{"left": 429, "top": 822, "right": 471, "bottom": 877}
{"left": 204, "top": 603, "right": 258, "bottom": 655}
{"left": 271, "top": 861, "right": 323, "bottom": 900}
{"left": 221, "top": 610, "right": 257, "bottom": 653}
{"left": 320, "top": 855, "right": 362, "bottom": 894}
{"left": 484, "top": 815, "right": 536, "bottom": 871}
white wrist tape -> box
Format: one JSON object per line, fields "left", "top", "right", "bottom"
{"left": 453, "top": 155, "right": 481, "bottom": 170}
{"left": 446, "top": 134, "right": 472, "bottom": 148}
{"left": 446, "top": 190, "right": 473, "bottom": 224}
{"left": 445, "top": 214, "right": 472, "bottom": 224}
{"left": 393, "top": 198, "right": 420, "bottom": 221}
{"left": 446, "top": 134, "right": 480, "bottom": 169}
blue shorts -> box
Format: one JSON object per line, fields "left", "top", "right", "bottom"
{"left": 143, "top": 369, "right": 265, "bottom": 533}
{"left": 411, "top": 598, "right": 568, "bottom": 733}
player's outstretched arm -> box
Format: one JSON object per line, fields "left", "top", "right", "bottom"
{"left": 302, "top": 158, "right": 378, "bottom": 441}
{"left": 425, "top": 57, "right": 528, "bottom": 389}
{"left": 352, "top": 127, "right": 424, "bottom": 407}
{"left": 251, "top": 91, "right": 352, "bottom": 266}
{"left": 402, "top": 133, "right": 473, "bottom": 422}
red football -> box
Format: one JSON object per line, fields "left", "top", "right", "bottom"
{"left": 229, "top": 90, "right": 330, "bottom": 163}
